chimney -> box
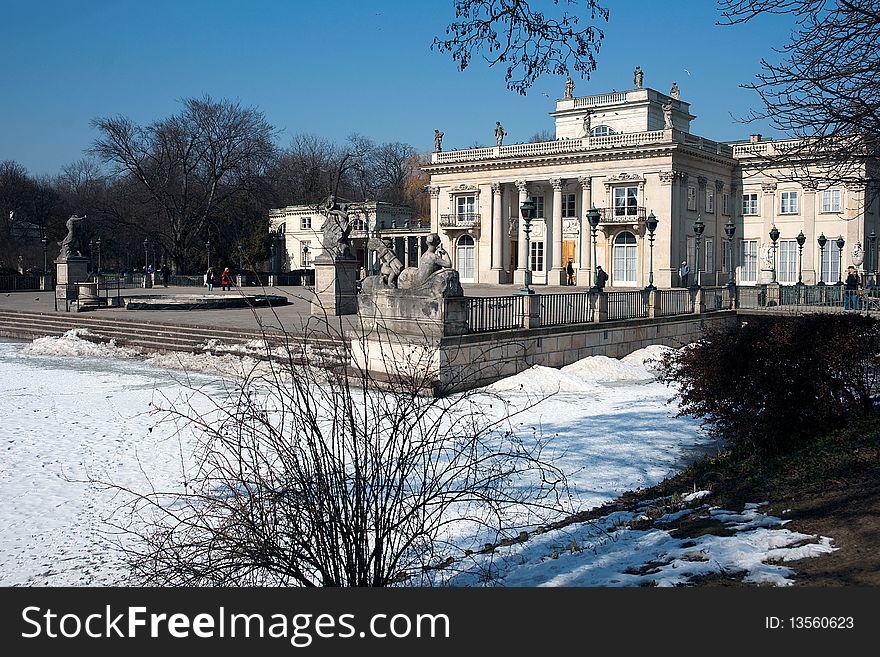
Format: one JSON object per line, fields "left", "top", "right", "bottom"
{"left": 749, "top": 134, "right": 762, "bottom": 143}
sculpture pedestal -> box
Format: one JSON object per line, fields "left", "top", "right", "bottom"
{"left": 55, "top": 257, "right": 89, "bottom": 286}
{"left": 311, "top": 258, "right": 359, "bottom": 316}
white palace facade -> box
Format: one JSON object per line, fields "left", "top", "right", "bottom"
{"left": 422, "top": 83, "right": 879, "bottom": 289}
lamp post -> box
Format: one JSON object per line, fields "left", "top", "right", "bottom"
{"left": 817, "top": 233, "right": 827, "bottom": 285}
{"left": 302, "top": 244, "right": 310, "bottom": 268}
{"left": 692, "top": 216, "right": 705, "bottom": 288}
{"left": 270, "top": 241, "right": 277, "bottom": 274}
{"left": 89, "top": 238, "right": 94, "bottom": 273}
{"left": 587, "top": 205, "right": 601, "bottom": 291}
{"left": 206, "top": 239, "right": 212, "bottom": 270}
{"left": 724, "top": 218, "right": 736, "bottom": 286}
{"left": 769, "top": 225, "right": 780, "bottom": 284}
{"left": 143, "top": 238, "right": 149, "bottom": 271}
{"left": 41, "top": 236, "right": 48, "bottom": 274}
{"left": 836, "top": 235, "right": 845, "bottom": 285}
{"left": 644, "top": 210, "right": 658, "bottom": 291}
{"left": 518, "top": 199, "right": 536, "bottom": 295}
{"left": 795, "top": 230, "right": 806, "bottom": 285}
{"left": 869, "top": 230, "right": 877, "bottom": 287}
{"left": 95, "top": 237, "right": 101, "bottom": 275}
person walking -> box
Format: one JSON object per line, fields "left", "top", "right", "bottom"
{"left": 596, "top": 265, "right": 608, "bottom": 290}
{"left": 220, "top": 266, "right": 232, "bottom": 291}
{"left": 566, "top": 260, "right": 575, "bottom": 285}
{"left": 679, "top": 260, "right": 691, "bottom": 288}
{"left": 205, "top": 267, "right": 215, "bottom": 292}
{"left": 844, "top": 266, "right": 860, "bottom": 310}
{"left": 161, "top": 263, "right": 170, "bottom": 287}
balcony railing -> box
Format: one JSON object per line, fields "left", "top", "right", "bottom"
{"left": 430, "top": 128, "right": 734, "bottom": 164}
{"left": 440, "top": 213, "right": 481, "bottom": 228}
{"left": 601, "top": 207, "right": 647, "bottom": 224}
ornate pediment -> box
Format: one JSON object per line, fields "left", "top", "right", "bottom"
{"left": 449, "top": 183, "right": 480, "bottom": 194}
{"left": 604, "top": 172, "right": 645, "bottom": 184}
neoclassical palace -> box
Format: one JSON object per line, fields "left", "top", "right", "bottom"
{"left": 422, "top": 79, "right": 879, "bottom": 288}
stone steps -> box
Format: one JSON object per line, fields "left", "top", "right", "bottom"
{"left": 0, "top": 309, "right": 349, "bottom": 368}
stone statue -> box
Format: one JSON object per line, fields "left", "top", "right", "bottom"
{"left": 319, "top": 195, "right": 354, "bottom": 260}
{"left": 494, "top": 121, "right": 506, "bottom": 146}
{"left": 434, "top": 129, "right": 444, "bottom": 152}
{"left": 761, "top": 244, "right": 774, "bottom": 271}
{"left": 670, "top": 82, "right": 680, "bottom": 100}
{"left": 852, "top": 241, "right": 864, "bottom": 267}
{"left": 58, "top": 214, "right": 86, "bottom": 260}
{"left": 582, "top": 112, "right": 592, "bottom": 137}
{"left": 361, "top": 233, "right": 463, "bottom": 298}
{"left": 634, "top": 66, "right": 643, "bottom": 89}
{"left": 564, "top": 76, "right": 574, "bottom": 99}
{"left": 662, "top": 103, "right": 673, "bottom": 129}
{"left": 368, "top": 236, "right": 405, "bottom": 287}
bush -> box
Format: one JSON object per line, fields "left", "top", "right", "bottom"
{"left": 658, "top": 314, "right": 880, "bottom": 456}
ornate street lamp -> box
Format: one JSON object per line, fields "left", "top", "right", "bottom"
{"left": 270, "top": 241, "right": 277, "bottom": 274}
{"left": 41, "top": 235, "right": 48, "bottom": 274}
{"left": 206, "top": 239, "right": 212, "bottom": 270}
{"left": 644, "top": 210, "right": 658, "bottom": 291}
{"left": 587, "top": 205, "right": 602, "bottom": 291}
{"left": 836, "top": 235, "right": 845, "bottom": 285}
{"left": 95, "top": 237, "right": 102, "bottom": 275}
{"left": 143, "top": 238, "right": 149, "bottom": 271}
{"left": 817, "top": 233, "right": 827, "bottom": 286}
{"left": 724, "top": 218, "right": 736, "bottom": 286}
{"left": 692, "top": 216, "right": 705, "bottom": 288}
{"left": 89, "top": 238, "right": 94, "bottom": 273}
{"left": 518, "top": 199, "right": 537, "bottom": 295}
{"left": 795, "top": 230, "right": 806, "bottom": 285}
{"left": 769, "top": 225, "right": 780, "bottom": 284}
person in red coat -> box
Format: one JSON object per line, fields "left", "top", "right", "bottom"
{"left": 220, "top": 267, "right": 232, "bottom": 291}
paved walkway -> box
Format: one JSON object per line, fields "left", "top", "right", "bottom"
{"left": 0, "top": 281, "right": 594, "bottom": 335}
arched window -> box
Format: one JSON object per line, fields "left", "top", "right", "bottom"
{"left": 612, "top": 231, "right": 637, "bottom": 286}
{"left": 591, "top": 125, "right": 615, "bottom": 137}
{"left": 456, "top": 234, "right": 475, "bottom": 283}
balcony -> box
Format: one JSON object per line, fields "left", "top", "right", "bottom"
{"left": 600, "top": 207, "right": 647, "bottom": 224}
{"left": 440, "top": 213, "right": 481, "bottom": 229}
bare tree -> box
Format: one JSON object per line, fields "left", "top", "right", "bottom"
{"left": 433, "top": 0, "right": 609, "bottom": 95}
{"left": 90, "top": 96, "right": 277, "bottom": 273}
{"left": 102, "top": 318, "right": 569, "bottom": 587}
{"left": 718, "top": 0, "right": 880, "bottom": 187}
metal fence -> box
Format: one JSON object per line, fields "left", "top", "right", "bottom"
{"left": 606, "top": 290, "right": 649, "bottom": 321}
{"left": 656, "top": 289, "right": 693, "bottom": 316}
{"left": 0, "top": 275, "right": 41, "bottom": 291}
{"left": 538, "top": 292, "right": 595, "bottom": 326}
{"left": 465, "top": 295, "right": 524, "bottom": 333}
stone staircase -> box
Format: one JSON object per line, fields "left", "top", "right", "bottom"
{"left": 0, "top": 309, "right": 350, "bottom": 368}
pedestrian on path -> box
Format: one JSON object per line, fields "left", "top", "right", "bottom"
{"left": 205, "top": 267, "right": 215, "bottom": 292}
{"left": 220, "top": 267, "right": 232, "bottom": 291}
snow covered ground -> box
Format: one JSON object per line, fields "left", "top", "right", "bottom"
{"left": 0, "top": 333, "right": 835, "bottom": 586}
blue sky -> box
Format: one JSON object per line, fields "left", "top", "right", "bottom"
{"left": 1, "top": 0, "right": 795, "bottom": 176}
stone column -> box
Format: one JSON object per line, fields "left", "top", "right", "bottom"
{"left": 514, "top": 180, "right": 528, "bottom": 284}
{"left": 550, "top": 178, "right": 565, "bottom": 284}
{"left": 577, "top": 176, "right": 592, "bottom": 287}
{"left": 491, "top": 182, "right": 505, "bottom": 283}
{"left": 428, "top": 186, "right": 441, "bottom": 233}
{"left": 802, "top": 183, "right": 817, "bottom": 284}
{"left": 656, "top": 170, "right": 676, "bottom": 288}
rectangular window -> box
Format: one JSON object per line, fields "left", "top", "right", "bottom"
{"left": 822, "top": 189, "right": 842, "bottom": 213}
{"left": 456, "top": 195, "right": 476, "bottom": 217}
{"left": 530, "top": 241, "right": 544, "bottom": 272}
{"left": 529, "top": 195, "right": 545, "bottom": 218}
{"left": 820, "top": 243, "right": 841, "bottom": 284}
{"left": 722, "top": 193, "right": 730, "bottom": 216}
{"left": 780, "top": 191, "right": 799, "bottom": 214}
{"left": 740, "top": 239, "right": 758, "bottom": 283}
{"left": 722, "top": 239, "right": 731, "bottom": 273}
{"left": 742, "top": 193, "right": 759, "bottom": 215}
{"left": 706, "top": 189, "right": 715, "bottom": 214}
{"left": 687, "top": 186, "right": 697, "bottom": 211}
{"left": 300, "top": 216, "right": 312, "bottom": 230}
{"left": 778, "top": 240, "right": 798, "bottom": 283}
{"left": 614, "top": 186, "right": 639, "bottom": 216}
{"left": 562, "top": 193, "right": 576, "bottom": 218}
{"left": 704, "top": 239, "right": 714, "bottom": 273}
